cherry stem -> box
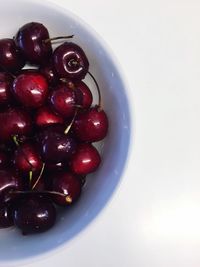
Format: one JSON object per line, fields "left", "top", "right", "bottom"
{"left": 11, "top": 190, "right": 69, "bottom": 198}
{"left": 64, "top": 108, "right": 78, "bottom": 134}
{"left": 87, "top": 70, "right": 102, "bottom": 109}
{"left": 31, "top": 163, "right": 45, "bottom": 190}
{"left": 44, "top": 35, "right": 74, "bottom": 44}
{"left": 13, "top": 135, "right": 20, "bottom": 146}
{"left": 29, "top": 170, "right": 33, "bottom": 186}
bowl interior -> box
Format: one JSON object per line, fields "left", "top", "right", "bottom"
{"left": 0, "top": 0, "right": 131, "bottom": 264}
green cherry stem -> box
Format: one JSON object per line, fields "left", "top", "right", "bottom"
{"left": 13, "top": 135, "right": 20, "bottom": 146}
{"left": 31, "top": 163, "right": 45, "bottom": 190}
{"left": 29, "top": 170, "right": 33, "bottom": 186}
{"left": 64, "top": 108, "right": 78, "bottom": 135}
{"left": 44, "top": 35, "right": 74, "bottom": 44}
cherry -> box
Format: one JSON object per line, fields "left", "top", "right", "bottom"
{"left": 0, "top": 202, "right": 14, "bottom": 228}
{"left": 35, "top": 106, "right": 64, "bottom": 128}
{"left": 73, "top": 107, "right": 108, "bottom": 142}
{"left": 46, "top": 162, "right": 67, "bottom": 171}
{"left": 13, "top": 142, "right": 43, "bottom": 174}
{"left": 0, "top": 72, "right": 13, "bottom": 106}
{"left": 39, "top": 60, "right": 59, "bottom": 85}
{"left": 0, "top": 38, "right": 25, "bottom": 72}
{"left": 0, "top": 151, "right": 9, "bottom": 168}
{"left": 0, "top": 108, "right": 32, "bottom": 142}
{"left": 12, "top": 72, "right": 48, "bottom": 108}
{"left": 72, "top": 70, "right": 108, "bottom": 142}
{"left": 15, "top": 22, "right": 52, "bottom": 65}
{"left": 50, "top": 82, "right": 82, "bottom": 119}
{"left": 69, "top": 143, "right": 101, "bottom": 175}
{"left": 36, "top": 124, "right": 66, "bottom": 146}
{"left": 49, "top": 171, "right": 81, "bottom": 206}
{"left": 14, "top": 194, "right": 56, "bottom": 235}
{"left": 0, "top": 169, "right": 23, "bottom": 202}
{"left": 53, "top": 42, "right": 89, "bottom": 81}
{"left": 75, "top": 81, "right": 93, "bottom": 109}
{"left": 41, "top": 131, "right": 77, "bottom": 163}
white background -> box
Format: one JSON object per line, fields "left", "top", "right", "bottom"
{"left": 27, "top": 0, "right": 200, "bottom": 266}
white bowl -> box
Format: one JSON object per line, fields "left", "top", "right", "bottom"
{"left": 0, "top": 0, "right": 131, "bottom": 265}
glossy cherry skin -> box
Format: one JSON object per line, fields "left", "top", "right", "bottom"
{"left": 53, "top": 42, "right": 89, "bottom": 81}
{"left": 69, "top": 143, "right": 101, "bottom": 175}
{"left": 45, "top": 162, "right": 67, "bottom": 171}
{"left": 0, "top": 202, "right": 14, "bottom": 228}
{"left": 13, "top": 142, "right": 43, "bottom": 174}
{"left": 49, "top": 171, "right": 81, "bottom": 206}
{"left": 0, "top": 38, "right": 25, "bottom": 72}
{"left": 0, "top": 151, "right": 9, "bottom": 168}
{"left": 15, "top": 22, "right": 52, "bottom": 65}
{"left": 50, "top": 83, "right": 82, "bottom": 119}
{"left": 14, "top": 195, "right": 56, "bottom": 235}
{"left": 35, "top": 106, "right": 64, "bottom": 128}
{"left": 0, "top": 169, "right": 23, "bottom": 202}
{"left": 41, "top": 132, "right": 77, "bottom": 163}
{"left": 75, "top": 81, "right": 93, "bottom": 108}
{"left": 0, "top": 72, "right": 13, "bottom": 106}
{"left": 73, "top": 107, "right": 108, "bottom": 142}
{"left": 0, "top": 108, "right": 32, "bottom": 142}
{"left": 12, "top": 72, "right": 48, "bottom": 108}
{"left": 36, "top": 124, "right": 66, "bottom": 146}
{"left": 39, "top": 61, "right": 59, "bottom": 85}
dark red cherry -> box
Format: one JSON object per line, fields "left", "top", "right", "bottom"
{"left": 35, "top": 106, "right": 64, "bottom": 128}
{"left": 0, "top": 108, "right": 32, "bottom": 142}
{"left": 69, "top": 143, "right": 101, "bottom": 175}
{"left": 0, "top": 72, "right": 13, "bottom": 106}
{"left": 73, "top": 107, "right": 108, "bottom": 142}
{"left": 49, "top": 171, "right": 81, "bottom": 206}
{"left": 39, "top": 61, "right": 59, "bottom": 85}
{"left": 0, "top": 151, "right": 9, "bottom": 168}
{"left": 41, "top": 131, "right": 77, "bottom": 163}
{"left": 50, "top": 83, "right": 82, "bottom": 118}
{"left": 0, "top": 169, "right": 23, "bottom": 202}
{"left": 36, "top": 124, "right": 66, "bottom": 146}
{"left": 75, "top": 81, "right": 93, "bottom": 108}
{"left": 46, "top": 162, "right": 67, "bottom": 171}
{"left": 12, "top": 72, "right": 48, "bottom": 108}
{"left": 53, "top": 42, "right": 89, "bottom": 81}
{"left": 14, "top": 195, "right": 56, "bottom": 235}
{"left": 0, "top": 38, "right": 25, "bottom": 72}
{"left": 13, "top": 142, "right": 43, "bottom": 174}
{"left": 0, "top": 202, "right": 14, "bottom": 228}
{"left": 15, "top": 22, "right": 52, "bottom": 65}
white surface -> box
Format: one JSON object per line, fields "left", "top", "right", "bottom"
{"left": 19, "top": 0, "right": 200, "bottom": 266}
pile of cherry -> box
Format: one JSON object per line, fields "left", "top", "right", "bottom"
{"left": 0, "top": 22, "right": 108, "bottom": 235}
